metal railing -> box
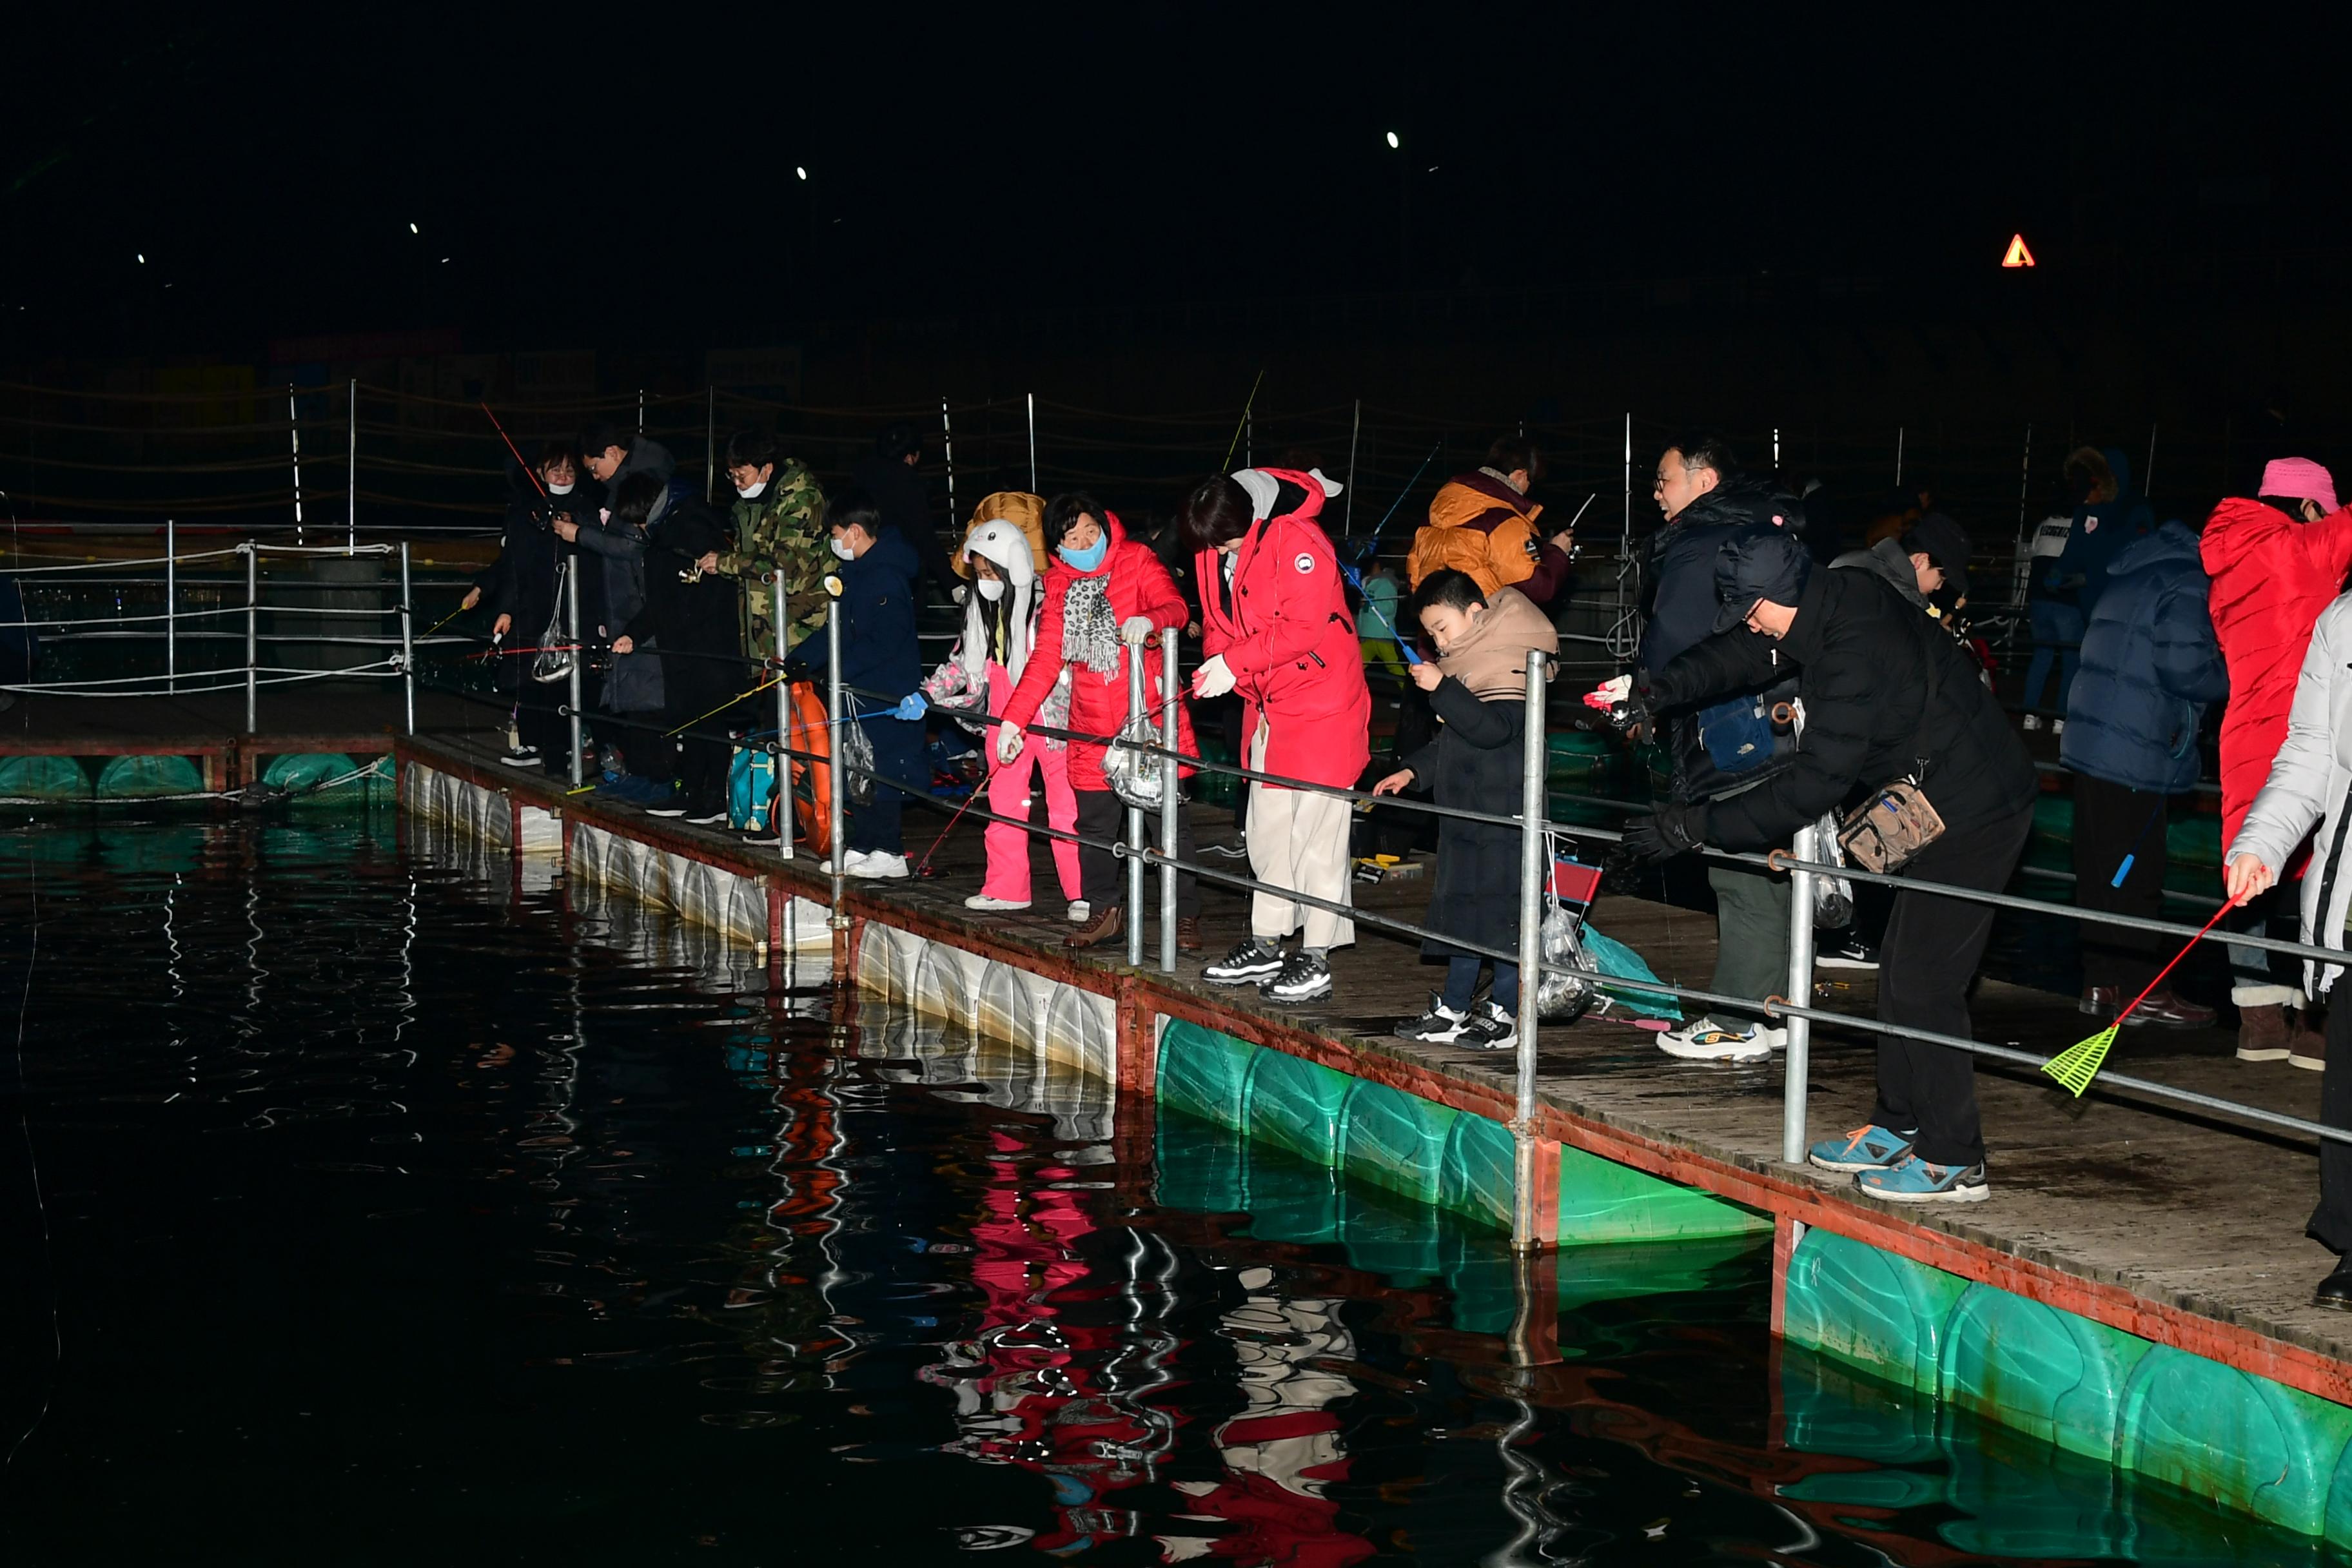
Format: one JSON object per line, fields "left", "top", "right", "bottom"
{"left": 0, "top": 531, "right": 447, "bottom": 734}
{"left": 761, "top": 609, "right": 2352, "bottom": 1256}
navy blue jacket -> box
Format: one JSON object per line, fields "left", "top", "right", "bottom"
{"left": 2049, "top": 446, "right": 2155, "bottom": 618}
{"left": 2060, "top": 521, "right": 2228, "bottom": 793}
{"left": 1639, "top": 474, "right": 1805, "bottom": 673}
{"left": 792, "top": 525, "right": 923, "bottom": 710}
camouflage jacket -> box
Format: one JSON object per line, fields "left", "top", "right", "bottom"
{"left": 717, "top": 459, "right": 828, "bottom": 663}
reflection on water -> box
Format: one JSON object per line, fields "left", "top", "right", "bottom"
{"left": 0, "top": 812, "right": 2317, "bottom": 1564}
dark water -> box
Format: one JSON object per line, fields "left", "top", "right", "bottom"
{"left": 0, "top": 813, "right": 2313, "bottom": 1563}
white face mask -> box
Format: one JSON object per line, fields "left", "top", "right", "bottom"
{"left": 736, "top": 480, "right": 767, "bottom": 500}
{"left": 975, "top": 577, "right": 1004, "bottom": 602}
{"left": 829, "top": 537, "right": 856, "bottom": 561}
{"left": 545, "top": 479, "right": 576, "bottom": 496}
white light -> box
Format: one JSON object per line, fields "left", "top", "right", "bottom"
{"left": 136, "top": 253, "right": 145, "bottom": 263}
{"left": 409, "top": 222, "right": 419, "bottom": 234}
{"left": 440, "top": 256, "right": 451, "bottom": 264}
{"left": 1384, "top": 131, "right": 1399, "bottom": 149}
{"left": 795, "top": 165, "right": 808, "bottom": 181}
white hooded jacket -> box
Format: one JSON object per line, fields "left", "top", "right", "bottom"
{"left": 2231, "top": 591, "right": 2352, "bottom": 996}
{"left": 955, "top": 517, "right": 1039, "bottom": 686}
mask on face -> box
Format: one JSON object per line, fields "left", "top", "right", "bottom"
{"left": 975, "top": 577, "right": 1005, "bottom": 602}
{"left": 1058, "top": 535, "right": 1109, "bottom": 572}
{"left": 829, "top": 536, "right": 856, "bottom": 561}
{"left": 545, "top": 479, "right": 576, "bottom": 496}
{"left": 736, "top": 480, "right": 767, "bottom": 500}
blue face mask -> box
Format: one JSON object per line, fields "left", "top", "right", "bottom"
{"left": 1057, "top": 534, "right": 1109, "bottom": 572}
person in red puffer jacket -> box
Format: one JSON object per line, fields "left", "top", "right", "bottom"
{"left": 997, "top": 493, "right": 1201, "bottom": 952}
{"left": 1181, "top": 466, "right": 1369, "bottom": 1006}
{"left": 2204, "top": 456, "right": 2352, "bottom": 1063}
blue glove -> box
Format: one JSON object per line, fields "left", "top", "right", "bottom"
{"left": 892, "top": 692, "right": 928, "bottom": 721}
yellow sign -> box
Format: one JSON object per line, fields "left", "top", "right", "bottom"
{"left": 2001, "top": 233, "right": 2036, "bottom": 268}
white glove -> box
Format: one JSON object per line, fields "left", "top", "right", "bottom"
{"left": 1191, "top": 653, "right": 1236, "bottom": 698}
{"left": 950, "top": 583, "right": 968, "bottom": 605}
{"left": 995, "top": 722, "right": 1025, "bottom": 765}
{"left": 1120, "top": 614, "right": 1155, "bottom": 647}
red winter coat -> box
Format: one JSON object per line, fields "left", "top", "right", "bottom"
{"left": 2202, "top": 496, "right": 2352, "bottom": 847}
{"left": 1195, "top": 471, "right": 1371, "bottom": 790}
{"left": 1001, "top": 513, "right": 1199, "bottom": 792}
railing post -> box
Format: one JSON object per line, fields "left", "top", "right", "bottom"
{"left": 164, "top": 516, "right": 176, "bottom": 695}
{"left": 827, "top": 594, "right": 848, "bottom": 925}
{"left": 1511, "top": 648, "right": 1547, "bottom": 1252}
{"left": 346, "top": 377, "right": 358, "bottom": 554}
{"left": 1780, "top": 823, "right": 1819, "bottom": 1164}
{"left": 243, "top": 543, "right": 257, "bottom": 735}
{"left": 398, "top": 541, "right": 415, "bottom": 734}
{"left": 565, "top": 561, "right": 584, "bottom": 788}
{"left": 1126, "top": 642, "right": 1146, "bottom": 967}
{"left": 1159, "top": 627, "right": 1179, "bottom": 974}
{"left": 773, "top": 572, "right": 793, "bottom": 862}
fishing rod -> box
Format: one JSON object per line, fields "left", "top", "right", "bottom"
{"left": 1364, "top": 441, "right": 1444, "bottom": 542}
{"left": 914, "top": 786, "right": 986, "bottom": 878}
{"left": 1337, "top": 562, "right": 1422, "bottom": 666}
{"left": 1219, "top": 369, "right": 1266, "bottom": 472}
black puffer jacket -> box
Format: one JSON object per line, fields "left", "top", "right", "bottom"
{"left": 1647, "top": 566, "right": 2036, "bottom": 850}
{"left": 1640, "top": 475, "right": 1807, "bottom": 673}
{"left": 629, "top": 491, "right": 744, "bottom": 718}
{"left": 484, "top": 461, "right": 602, "bottom": 691}
{"left": 1400, "top": 677, "right": 1529, "bottom": 960}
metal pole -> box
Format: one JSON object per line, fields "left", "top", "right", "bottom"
{"left": 347, "top": 377, "right": 357, "bottom": 553}
{"left": 565, "top": 564, "right": 584, "bottom": 788}
{"left": 1026, "top": 393, "right": 1037, "bottom": 493}
{"left": 288, "top": 385, "right": 304, "bottom": 544}
{"left": 1344, "top": 400, "right": 1360, "bottom": 533}
{"left": 1510, "top": 649, "right": 1547, "bottom": 1252}
{"left": 827, "top": 596, "right": 848, "bottom": 917}
{"left": 398, "top": 541, "right": 416, "bottom": 735}
{"left": 637, "top": 387, "right": 645, "bottom": 436}
{"left": 1894, "top": 425, "right": 1905, "bottom": 487}
{"left": 1127, "top": 645, "right": 1146, "bottom": 967}
{"left": 774, "top": 571, "right": 793, "bottom": 863}
{"left": 940, "top": 396, "right": 957, "bottom": 536}
{"left": 165, "top": 517, "right": 176, "bottom": 695}
{"left": 243, "top": 544, "right": 257, "bottom": 734}
{"left": 1159, "top": 628, "right": 1179, "bottom": 974}
{"left": 705, "top": 386, "right": 716, "bottom": 502}
{"left": 1779, "top": 822, "right": 1820, "bottom": 1164}
{"left": 2145, "top": 421, "right": 2159, "bottom": 500}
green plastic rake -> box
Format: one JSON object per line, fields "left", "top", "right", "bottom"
{"left": 2043, "top": 901, "right": 2237, "bottom": 1096}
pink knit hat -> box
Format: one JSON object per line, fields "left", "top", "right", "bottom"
{"left": 2260, "top": 456, "right": 2338, "bottom": 514}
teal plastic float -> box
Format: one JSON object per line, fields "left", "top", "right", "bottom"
{"left": 0, "top": 755, "right": 90, "bottom": 800}
{"left": 95, "top": 754, "right": 205, "bottom": 799}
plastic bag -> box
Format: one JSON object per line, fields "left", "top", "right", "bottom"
{"left": 1811, "top": 811, "right": 1855, "bottom": 929}
{"left": 1534, "top": 906, "right": 1598, "bottom": 1021}
{"left": 1102, "top": 713, "right": 1170, "bottom": 812}
{"left": 838, "top": 701, "right": 875, "bottom": 807}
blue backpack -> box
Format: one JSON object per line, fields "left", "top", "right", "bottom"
{"left": 729, "top": 741, "right": 778, "bottom": 831}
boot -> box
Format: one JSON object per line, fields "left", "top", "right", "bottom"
{"left": 1064, "top": 902, "right": 1124, "bottom": 950}
{"left": 2317, "top": 1255, "right": 2352, "bottom": 1310}
{"left": 2237, "top": 1003, "right": 2292, "bottom": 1062}
{"left": 2292, "top": 1003, "right": 2329, "bottom": 1072}
{"left": 1176, "top": 916, "right": 1202, "bottom": 952}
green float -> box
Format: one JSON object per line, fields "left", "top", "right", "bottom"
{"left": 0, "top": 755, "right": 90, "bottom": 800}
{"left": 94, "top": 754, "right": 205, "bottom": 799}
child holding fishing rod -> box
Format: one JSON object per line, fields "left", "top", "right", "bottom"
{"left": 464, "top": 437, "right": 598, "bottom": 770}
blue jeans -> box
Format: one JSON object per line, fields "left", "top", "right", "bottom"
{"left": 1443, "top": 955, "right": 1519, "bottom": 1014}
{"left": 2024, "top": 600, "right": 2083, "bottom": 715}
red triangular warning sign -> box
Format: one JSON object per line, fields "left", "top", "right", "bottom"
{"left": 2001, "top": 233, "right": 2035, "bottom": 268}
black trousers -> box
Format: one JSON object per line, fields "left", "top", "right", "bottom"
{"left": 1074, "top": 787, "right": 1199, "bottom": 916}
{"left": 2072, "top": 773, "right": 2170, "bottom": 992}
{"left": 1872, "top": 799, "right": 2035, "bottom": 1168}
{"left": 2313, "top": 993, "right": 2352, "bottom": 1254}
{"left": 513, "top": 684, "right": 571, "bottom": 761}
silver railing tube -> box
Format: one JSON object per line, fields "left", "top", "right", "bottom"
{"left": 565, "top": 562, "right": 584, "bottom": 788}
{"left": 1780, "top": 821, "right": 1820, "bottom": 1163}
{"left": 164, "top": 518, "right": 176, "bottom": 694}
{"left": 1159, "top": 628, "right": 1180, "bottom": 974}
{"left": 398, "top": 541, "right": 415, "bottom": 734}
{"left": 774, "top": 573, "right": 793, "bottom": 861}
{"left": 243, "top": 543, "right": 257, "bottom": 734}
{"left": 828, "top": 593, "right": 847, "bottom": 924}
{"left": 1126, "top": 642, "right": 1146, "bottom": 967}
{"left": 1511, "top": 649, "right": 1547, "bottom": 1251}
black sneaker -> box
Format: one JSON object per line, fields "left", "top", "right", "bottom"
{"left": 1457, "top": 1001, "right": 1518, "bottom": 1052}
{"left": 1203, "top": 937, "right": 1285, "bottom": 986}
{"left": 1816, "top": 937, "right": 1879, "bottom": 971}
{"left": 1394, "top": 994, "right": 1471, "bottom": 1044}
{"left": 1199, "top": 836, "right": 1251, "bottom": 860}
{"left": 1262, "top": 949, "right": 1333, "bottom": 1004}
{"left": 499, "top": 746, "right": 544, "bottom": 769}
{"left": 685, "top": 808, "right": 730, "bottom": 827}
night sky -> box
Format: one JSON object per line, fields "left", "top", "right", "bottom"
{"left": 0, "top": 9, "right": 2328, "bottom": 357}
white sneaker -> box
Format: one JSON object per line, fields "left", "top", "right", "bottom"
{"left": 1657, "top": 1019, "right": 1776, "bottom": 1062}
{"left": 2021, "top": 713, "right": 2042, "bottom": 732}
{"left": 821, "top": 850, "right": 869, "bottom": 875}
{"left": 2053, "top": 718, "right": 2067, "bottom": 736}
{"left": 1066, "top": 900, "right": 1091, "bottom": 924}
{"left": 849, "top": 852, "right": 908, "bottom": 879}
{"left": 965, "top": 894, "right": 1030, "bottom": 911}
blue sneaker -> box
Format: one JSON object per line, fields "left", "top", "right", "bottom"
{"left": 597, "top": 772, "right": 678, "bottom": 808}
{"left": 1856, "top": 1153, "right": 1988, "bottom": 1204}
{"left": 1807, "top": 1122, "right": 1915, "bottom": 1173}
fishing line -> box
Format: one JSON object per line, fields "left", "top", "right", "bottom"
{"left": 1218, "top": 369, "right": 1265, "bottom": 473}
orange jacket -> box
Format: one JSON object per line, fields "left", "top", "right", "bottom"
{"left": 1406, "top": 471, "right": 1569, "bottom": 601}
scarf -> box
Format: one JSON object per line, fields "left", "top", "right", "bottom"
{"left": 1061, "top": 573, "right": 1122, "bottom": 676}
{"left": 1435, "top": 585, "right": 1559, "bottom": 698}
